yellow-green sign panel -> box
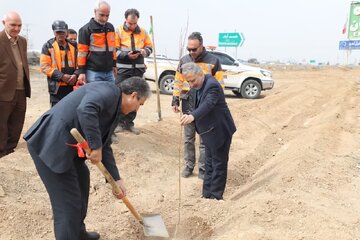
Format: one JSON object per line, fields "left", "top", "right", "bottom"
{"left": 348, "top": 2, "right": 360, "bottom": 39}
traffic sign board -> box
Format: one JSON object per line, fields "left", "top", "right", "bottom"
{"left": 218, "top": 32, "right": 244, "bottom": 47}
{"left": 339, "top": 40, "right": 360, "bottom": 50}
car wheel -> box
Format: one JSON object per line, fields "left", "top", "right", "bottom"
{"left": 159, "top": 74, "right": 174, "bottom": 95}
{"left": 232, "top": 90, "right": 241, "bottom": 97}
{"left": 241, "top": 79, "right": 261, "bottom": 99}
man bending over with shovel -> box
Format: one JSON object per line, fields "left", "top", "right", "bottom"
{"left": 23, "top": 77, "right": 150, "bottom": 240}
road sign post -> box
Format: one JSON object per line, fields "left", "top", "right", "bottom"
{"left": 218, "top": 32, "right": 244, "bottom": 47}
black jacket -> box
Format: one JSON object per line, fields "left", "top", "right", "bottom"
{"left": 192, "top": 74, "right": 236, "bottom": 149}
{"left": 23, "top": 82, "right": 122, "bottom": 180}
{"left": 172, "top": 48, "right": 223, "bottom": 111}
{"left": 78, "top": 18, "right": 116, "bottom": 73}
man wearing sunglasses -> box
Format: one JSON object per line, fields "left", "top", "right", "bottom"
{"left": 172, "top": 32, "right": 224, "bottom": 180}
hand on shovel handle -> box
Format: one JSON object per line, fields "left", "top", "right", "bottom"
{"left": 70, "top": 128, "right": 169, "bottom": 237}
{"left": 70, "top": 128, "right": 143, "bottom": 223}
{"left": 113, "top": 179, "right": 127, "bottom": 199}
{"left": 70, "top": 129, "right": 122, "bottom": 195}
{"left": 85, "top": 148, "right": 102, "bottom": 165}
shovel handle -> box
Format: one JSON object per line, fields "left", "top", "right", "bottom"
{"left": 70, "top": 128, "right": 143, "bottom": 223}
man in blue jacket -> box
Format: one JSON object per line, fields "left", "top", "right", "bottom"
{"left": 24, "top": 77, "right": 150, "bottom": 240}
{"left": 179, "top": 62, "right": 236, "bottom": 200}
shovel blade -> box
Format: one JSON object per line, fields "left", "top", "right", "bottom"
{"left": 141, "top": 213, "right": 169, "bottom": 238}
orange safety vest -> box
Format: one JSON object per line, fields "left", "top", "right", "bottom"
{"left": 115, "top": 25, "right": 152, "bottom": 69}
{"left": 173, "top": 50, "right": 224, "bottom": 97}
{"left": 40, "top": 40, "right": 77, "bottom": 87}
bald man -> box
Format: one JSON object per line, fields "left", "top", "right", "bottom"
{"left": 0, "top": 11, "right": 31, "bottom": 158}
{"left": 77, "top": 0, "right": 117, "bottom": 84}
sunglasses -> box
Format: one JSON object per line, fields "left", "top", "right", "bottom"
{"left": 187, "top": 47, "right": 198, "bottom": 52}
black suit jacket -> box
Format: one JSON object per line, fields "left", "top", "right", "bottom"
{"left": 192, "top": 74, "right": 236, "bottom": 149}
{"left": 0, "top": 30, "right": 31, "bottom": 101}
{"left": 24, "top": 82, "right": 122, "bottom": 180}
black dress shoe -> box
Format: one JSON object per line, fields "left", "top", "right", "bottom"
{"left": 80, "top": 231, "right": 100, "bottom": 240}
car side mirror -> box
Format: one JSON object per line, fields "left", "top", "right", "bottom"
{"left": 234, "top": 60, "right": 240, "bottom": 66}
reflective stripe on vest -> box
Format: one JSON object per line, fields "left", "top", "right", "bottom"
{"left": 50, "top": 41, "right": 77, "bottom": 70}
{"left": 116, "top": 63, "right": 146, "bottom": 68}
{"left": 89, "top": 32, "right": 115, "bottom": 52}
{"left": 117, "top": 25, "right": 148, "bottom": 50}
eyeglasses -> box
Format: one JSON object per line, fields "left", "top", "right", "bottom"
{"left": 187, "top": 47, "right": 198, "bottom": 52}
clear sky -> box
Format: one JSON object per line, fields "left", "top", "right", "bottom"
{"left": 0, "top": 0, "right": 355, "bottom": 64}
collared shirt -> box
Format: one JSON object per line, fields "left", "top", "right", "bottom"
{"left": 5, "top": 30, "right": 19, "bottom": 45}
{"left": 5, "top": 30, "right": 24, "bottom": 89}
{"left": 195, "top": 86, "right": 204, "bottom": 108}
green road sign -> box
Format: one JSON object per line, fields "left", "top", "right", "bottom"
{"left": 348, "top": 2, "right": 360, "bottom": 39}
{"left": 218, "top": 32, "right": 244, "bottom": 47}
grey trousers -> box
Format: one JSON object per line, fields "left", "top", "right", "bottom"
{"left": 184, "top": 122, "right": 205, "bottom": 171}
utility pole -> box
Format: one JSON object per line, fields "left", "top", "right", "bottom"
{"left": 22, "top": 23, "right": 31, "bottom": 49}
{"left": 178, "top": 11, "right": 189, "bottom": 59}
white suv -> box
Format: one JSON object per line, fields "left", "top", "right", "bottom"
{"left": 144, "top": 51, "right": 274, "bottom": 99}
{"left": 211, "top": 51, "right": 274, "bottom": 99}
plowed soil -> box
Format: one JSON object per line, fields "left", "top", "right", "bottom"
{"left": 1, "top": 66, "right": 360, "bottom": 239}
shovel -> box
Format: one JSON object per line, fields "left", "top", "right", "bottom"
{"left": 70, "top": 128, "right": 169, "bottom": 238}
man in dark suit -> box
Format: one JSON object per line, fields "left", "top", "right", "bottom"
{"left": 24, "top": 77, "right": 150, "bottom": 240}
{"left": 180, "top": 62, "right": 236, "bottom": 200}
{"left": 0, "top": 11, "right": 31, "bottom": 158}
